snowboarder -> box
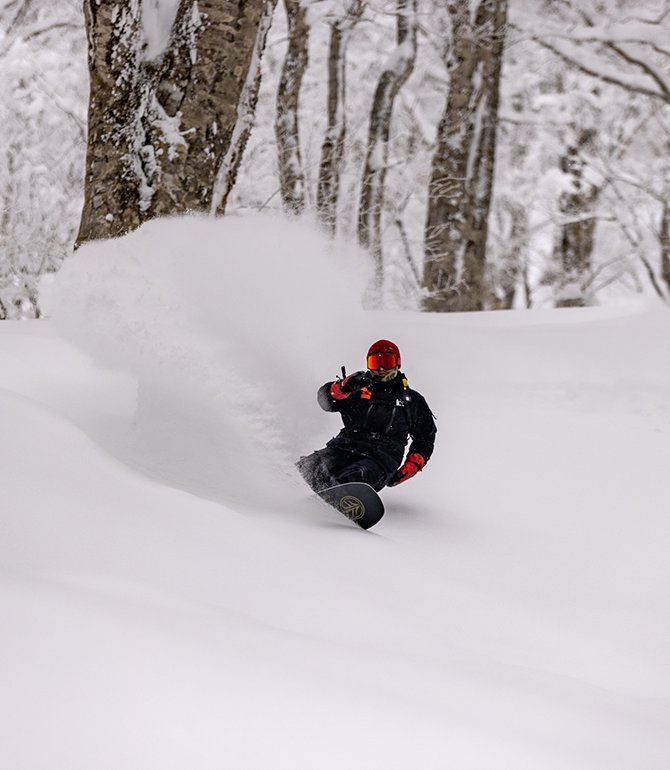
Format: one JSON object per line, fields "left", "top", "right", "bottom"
{"left": 297, "top": 340, "right": 436, "bottom": 493}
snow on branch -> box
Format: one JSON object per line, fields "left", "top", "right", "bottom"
{"left": 0, "top": 18, "right": 80, "bottom": 58}
{"left": 530, "top": 21, "right": 670, "bottom": 53}
{"left": 528, "top": 34, "right": 670, "bottom": 104}
{"left": 520, "top": 0, "right": 670, "bottom": 105}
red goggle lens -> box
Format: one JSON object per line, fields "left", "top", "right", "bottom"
{"left": 367, "top": 352, "right": 398, "bottom": 370}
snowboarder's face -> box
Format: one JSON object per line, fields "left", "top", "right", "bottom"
{"left": 369, "top": 365, "right": 399, "bottom": 382}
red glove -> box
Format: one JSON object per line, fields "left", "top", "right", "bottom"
{"left": 330, "top": 372, "right": 372, "bottom": 401}
{"left": 387, "top": 453, "right": 425, "bottom": 487}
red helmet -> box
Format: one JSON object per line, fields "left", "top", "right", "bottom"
{"left": 367, "top": 339, "right": 401, "bottom": 370}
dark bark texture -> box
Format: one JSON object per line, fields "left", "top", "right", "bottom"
{"left": 212, "top": 0, "right": 277, "bottom": 216}
{"left": 275, "top": 0, "right": 309, "bottom": 216}
{"left": 553, "top": 147, "right": 600, "bottom": 308}
{"left": 660, "top": 199, "right": 670, "bottom": 298}
{"left": 77, "top": 0, "right": 264, "bottom": 246}
{"left": 422, "top": 0, "right": 507, "bottom": 313}
{"left": 316, "top": 0, "right": 364, "bottom": 236}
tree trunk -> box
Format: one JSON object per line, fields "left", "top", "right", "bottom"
{"left": 275, "top": 0, "right": 309, "bottom": 216}
{"left": 422, "top": 0, "right": 507, "bottom": 313}
{"left": 553, "top": 147, "right": 600, "bottom": 308}
{"left": 316, "top": 0, "right": 364, "bottom": 236}
{"left": 487, "top": 199, "right": 527, "bottom": 310}
{"left": 660, "top": 199, "right": 670, "bottom": 298}
{"left": 211, "top": 0, "right": 278, "bottom": 216}
{"left": 76, "top": 0, "right": 265, "bottom": 246}
{"left": 357, "top": 0, "right": 417, "bottom": 291}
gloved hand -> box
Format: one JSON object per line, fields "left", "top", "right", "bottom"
{"left": 387, "top": 453, "right": 425, "bottom": 486}
{"left": 340, "top": 371, "right": 373, "bottom": 393}
{"left": 330, "top": 371, "right": 373, "bottom": 400}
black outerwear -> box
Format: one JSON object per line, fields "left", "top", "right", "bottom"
{"left": 297, "top": 371, "right": 436, "bottom": 492}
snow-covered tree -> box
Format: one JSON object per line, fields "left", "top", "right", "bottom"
{"left": 76, "top": 0, "right": 268, "bottom": 245}
{"left": 211, "top": 0, "right": 278, "bottom": 216}
{"left": 357, "top": 0, "right": 418, "bottom": 291}
{"left": 0, "top": 0, "right": 86, "bottom": 318}
{"left": 551, "top": 144, "right": 601, "bottom": 307}
{"left": 7, "top": 0, "right": 670, "bottom": 317}
{"left": 521, "top": 0, "right": 670, "bottom": 303}
{"left": 316, "top": 0, "right": 364, "bottom": 235}
{"left": 422, "top": 0, "right": 508, "bottom": 312}
{"left": 275, "top": 0, "right": 311, "bottom": 216}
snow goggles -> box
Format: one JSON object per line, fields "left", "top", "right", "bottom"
{"left": 367, "top": 352, "right": 398, "bottom": 370}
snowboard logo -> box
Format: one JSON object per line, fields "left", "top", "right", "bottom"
{"left": 339, "top": 495, "right": 366, "bottom": 521}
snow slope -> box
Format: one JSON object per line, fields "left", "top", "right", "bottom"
{"left": 1, "top": 217, "right": 669, "bottom": 769}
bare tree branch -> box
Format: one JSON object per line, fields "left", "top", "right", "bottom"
{"left": 519, "top": 0, "right": 670, "bottom": 104}
{"left": 526, "top": 32, "right": 668, "bottom": 103}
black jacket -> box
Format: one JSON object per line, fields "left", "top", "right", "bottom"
{"left": 317, "top": 371, "right": 436, "bottom": 467}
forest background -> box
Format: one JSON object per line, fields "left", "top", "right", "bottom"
{"left": 2, "top": 0, "right": 670, "bottom": 318}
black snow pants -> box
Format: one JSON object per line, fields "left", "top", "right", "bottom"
{"left": 297, "top": 441, "right": 398, "bottom": 493}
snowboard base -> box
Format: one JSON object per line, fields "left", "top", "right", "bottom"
{"left": 316, "top": 482, "right": 385, "bottom": 530}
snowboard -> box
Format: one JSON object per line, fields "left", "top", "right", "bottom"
{"left": 316, "top": 482, "right": 385, "bottom": 530}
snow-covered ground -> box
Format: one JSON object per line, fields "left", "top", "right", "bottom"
{"left": 1, "top": 217, "right": 669, "bottom": 769}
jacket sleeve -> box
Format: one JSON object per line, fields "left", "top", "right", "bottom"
{"left": 407, "top": 393, "right": 437, "bottom": 463}
{"left": 317, "top": 381, "right": 340, "bottom": 412}
{"left": 317, "top": 371, "right": 370, "bottom": 412}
